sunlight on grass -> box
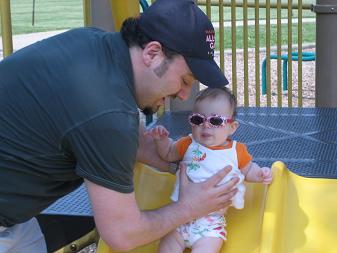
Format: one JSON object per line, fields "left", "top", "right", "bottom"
{"left": 3, "top": 0, "right": 84, "bottom": 35}
{"left": 215, "top": 23, "right": 315, "bottom": 49}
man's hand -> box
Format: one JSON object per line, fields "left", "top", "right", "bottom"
{"left": 177, "top": 163, "right": 239, "bottom": 220}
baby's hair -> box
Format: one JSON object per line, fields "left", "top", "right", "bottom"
{"left": 194, "top": 87, "right": 237, "bottom": 119}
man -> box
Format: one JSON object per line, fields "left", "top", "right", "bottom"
{"left": 0, "top": 0, "right": 239, "bottom": 252}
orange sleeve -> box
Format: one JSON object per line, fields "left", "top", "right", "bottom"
{"left": 236, "top": 142, "right": 253, "bottom": 170}
{"left": 175, "top": 136, "right": 192, "bottom": 160}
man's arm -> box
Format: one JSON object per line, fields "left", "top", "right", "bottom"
{"left": 85, "top": 164, "right": 239, "bottom": 251}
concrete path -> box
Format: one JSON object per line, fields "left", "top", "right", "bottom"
{"left": 0, "top": 30, "right": 67, "bottom": 59}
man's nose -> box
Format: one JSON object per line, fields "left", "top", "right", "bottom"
{"left": 177, "top": 86, "right": 193, "bottom": 101}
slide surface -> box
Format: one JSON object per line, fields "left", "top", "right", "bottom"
{"left": 97, "top": 162, "right": 337, "bottom": 253}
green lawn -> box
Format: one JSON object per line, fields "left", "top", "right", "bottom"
{"left": 1, "top": 0, "right": 84, "bottom": 35}
{"left": 1, "top": 0, "right": 315, "bottom": 48}
{"left": 215, "top": 23, "right": 315, "bottom": 50}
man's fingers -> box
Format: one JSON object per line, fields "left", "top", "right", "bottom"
{"left": 216, "top": 200, "right": 233, "bottom": 210}
{"left": 214, "top": 177, "right": 240, "bottom": 195}
{"left": 218, "top": 187, "right": 238, "bottom": 199}
{"left": 204, "top": 165, "right": 232, "bottom": 187}
{"left": 212, "top": 188, "right": 238, "bottom": 210}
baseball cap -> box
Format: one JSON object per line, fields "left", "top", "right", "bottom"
{"left": 138, "top": 0, "right": 229, "bottom": 88}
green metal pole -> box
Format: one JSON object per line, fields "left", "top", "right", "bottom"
{"left": 266, "top": 0, "right": 271, "bottom": 106}
{"left": 287, "top": 0, "right": 293, "bottom": 107}
{"left": 231, "top": 0, "right": 237, "bottom": 98}
{"left": 298, "top": 0, "right": 303, "bottom": 107}
{"left": 206, "top": 0, "right": 211, "bottom": 18}
{"left": 243, "top": 0, "right": 249, "bottom": 107}
{"left": 255, "top": 0, "right": 260, "bottom": 107}
{"left": 277, "top": 0, "right": 282, "bottom": 107}
{"left": 0, "top": 0, "right": 13, "bottom": 58}
{"left": 219, "top": 0, "right": 224, "bottom": 72}
{"left": 83, "top": 0, "right": 91, "bottom": 27}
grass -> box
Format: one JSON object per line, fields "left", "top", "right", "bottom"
{"left": 1, "top": 0, "right": 84, "bottom": 35}
{"left": 1, "top": 0, "right": 315, "bottom": 48}
{"left": 215, "top": 23, "right": 315, "bottom": 50}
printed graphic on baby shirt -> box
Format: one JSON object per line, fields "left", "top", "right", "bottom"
{"left": 187, "top": 145, "right": 206, "bottom": 172}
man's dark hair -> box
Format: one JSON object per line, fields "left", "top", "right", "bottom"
{"left": 120, "top": 17, "right": 178, "bottom": 59}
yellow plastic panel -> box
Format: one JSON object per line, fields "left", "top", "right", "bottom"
{"left": 110, "top": 0, "right": 140, "bottom": 31}
{"left": 97, "top": 162, "right": 337, "bottom": 253}
{"left": 96, "top": 163, "right": 175, "bottom": 253}
{"left": 261, "top": 162, "right": 337, "bottom": 253}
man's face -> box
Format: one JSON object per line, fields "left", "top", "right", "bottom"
{"left": 141, "top": 54, "right": 196, "bottom": 115}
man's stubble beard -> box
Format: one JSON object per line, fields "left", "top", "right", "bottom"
{"left": 141, "top": 58, "right": 172, "bottom": 116}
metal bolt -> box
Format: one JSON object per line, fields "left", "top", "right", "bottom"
{"left": 70, "top": 244, "right": 77, "bottom": 251}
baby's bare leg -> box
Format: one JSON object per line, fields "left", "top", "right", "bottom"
{"left": 191, "top": 237, "right": 223, "bottom": 253}
{"left": 158, "top": 230, "right": 185, "bottom": 253}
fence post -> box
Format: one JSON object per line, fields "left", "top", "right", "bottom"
{"left": 109, "top": 0, "right": 139, "bottom": 31}
{"left": 313, "top": 0, "right": 337, "bottom": 107}
{"left": 0, "top": 0, "right": 13, "bottom": 58}
{"left": 89, "top": 1, "right": 139, "bottom": 32}
{"left": 89, "top": 0, "right": 116, "bottom": 32}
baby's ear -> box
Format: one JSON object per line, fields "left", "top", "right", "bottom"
{"left": 229, "top": 121, "right": 239, "bottom": 135}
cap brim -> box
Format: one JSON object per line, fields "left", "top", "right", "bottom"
{"left": 185, "top": 57, "right": 229, "bottom": 88}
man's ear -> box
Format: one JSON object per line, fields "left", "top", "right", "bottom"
{"left": 142, "top": 41, "right": 165, "bottom": 67}
{"left": 229, "top": 121, "right": 239, "bottom": 135}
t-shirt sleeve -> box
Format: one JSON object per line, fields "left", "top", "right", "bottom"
{"left": 236, "top": 142, "right": 253, "bottom": 170}
{"left": 175, "top": 136, "right": 192, "bottom": 160}
{"left": 63, "top": 112, "right": 138, "bottom": 193}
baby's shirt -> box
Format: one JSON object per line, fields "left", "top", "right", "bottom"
{"left": 171, "top": 135, "right": 252, "bottom": 209}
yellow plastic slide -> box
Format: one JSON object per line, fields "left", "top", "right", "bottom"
{"left": 96, "top": 162, "right": 337, "bottom": 253}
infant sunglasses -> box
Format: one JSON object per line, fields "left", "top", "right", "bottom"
{"left": 188, "top": 113, "right": 234, "bottom": 128}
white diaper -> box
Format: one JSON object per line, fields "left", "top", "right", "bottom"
{"left": 177, "top": 214, "right": 227, "bottom": 248}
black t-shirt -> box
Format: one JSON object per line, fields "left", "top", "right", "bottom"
{"left": 0, "top": 28, "right": 139, "bottom": 226}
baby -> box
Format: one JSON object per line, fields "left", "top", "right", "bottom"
{"left": 148, "top": 87, "right": 272, "bottom": 253}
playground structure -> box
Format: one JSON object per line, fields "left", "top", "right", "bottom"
{"left": 1, "top": 0, "right": 337, "bottom": 253}
{"left": 96, "top": 161, "right": 337, "bottom": 253}
{"left": 261, "top": 51, "right": 316, "bottom": 95}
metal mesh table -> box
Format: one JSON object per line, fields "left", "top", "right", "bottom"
{"left": 157, "top": 107, "right": 337, "bottom": 179}
{"left": 42, "top": 184, "right": 92, "bottom": 216}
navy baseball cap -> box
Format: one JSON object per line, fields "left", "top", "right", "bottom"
{"left": 138, "top": 0, "right": 229, "bottom": 88}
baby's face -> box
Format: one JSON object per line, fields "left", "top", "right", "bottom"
{"left": 191, "top": 97, "right": 236, "bottom": 147}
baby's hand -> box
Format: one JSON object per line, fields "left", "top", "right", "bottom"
{"left": 260, "top": 167, "right": 273, "bottom": 185}
{"left": 147, "top": 125, "right": 169, "bottom": 141}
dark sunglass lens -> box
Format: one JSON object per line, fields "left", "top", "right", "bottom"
{"left": 209, "top": 117, "right": 223, "bottom": 126}
{"left": 190, "top": 115, "right": 204, "bottom": 125}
